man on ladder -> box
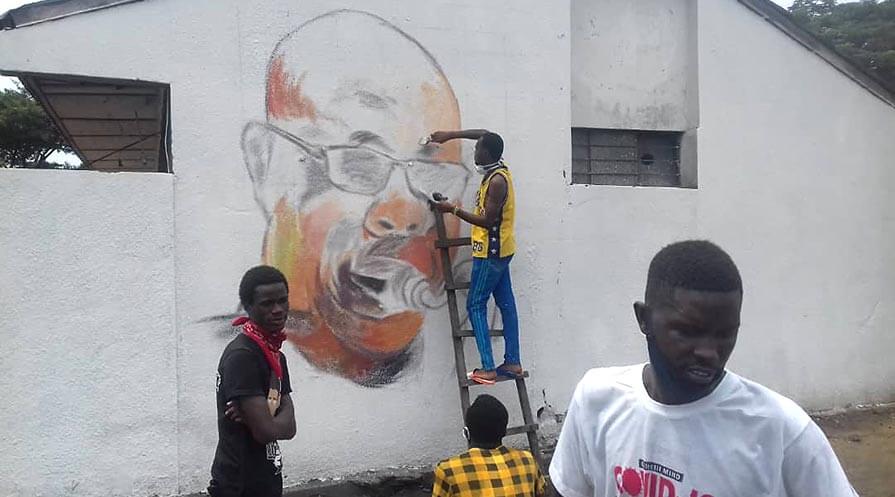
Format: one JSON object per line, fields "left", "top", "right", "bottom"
{"left": 429, "top": 129, "right": 521, "bottom": 385}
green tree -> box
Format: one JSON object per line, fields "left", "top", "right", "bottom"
{"left": 791, "top": 0, "right": 838, "bottom": 17}
{"left": 0, "top": 83, "right": 75, "bottom": 168}
{"left": 790, "top": 0, "right": 895, "bottom": 93}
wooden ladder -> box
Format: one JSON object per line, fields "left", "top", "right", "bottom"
{"left": 431, "top": 207, "right": 541, "bottom": 463}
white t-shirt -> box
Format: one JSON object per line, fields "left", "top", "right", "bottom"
{"left": 549, "top": 364, "right": 858, "bottom": 497}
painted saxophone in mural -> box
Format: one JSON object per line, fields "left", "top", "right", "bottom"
{"left": 240, "top": 10, "right": 470, "bottom": 386}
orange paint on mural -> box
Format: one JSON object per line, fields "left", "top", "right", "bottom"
{"left": 398, "top": 231, "right": 438, "bottom": 280}
{"left": 262, "top": 198, "right": 308, "bottom": 309}
{"left": 288, "top": 320, "right": 379, "bottom": 381}
{"left": 267, "top": 56, "right": 318, "bottom": 121}
{"left": 420, "top": 80, "right": 461, "bottom": 163}
{"left": 290, "top": 319, "right": 356, "bottom": 364}
{"left": 355, "top": 311, "right": 424, "bottom": 355}
{"left": 364, "top": 193, "right": 428, "bottom": 238}
{"left": 263, "top": 199, "right": 343, "bottom": 312}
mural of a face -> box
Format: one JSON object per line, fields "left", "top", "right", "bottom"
{"left": 241, "top": 10, "right": 467, "bottom": 386}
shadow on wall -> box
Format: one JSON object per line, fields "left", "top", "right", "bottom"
{"left": 208, "top": 10, "right": 478, "bottom": 387}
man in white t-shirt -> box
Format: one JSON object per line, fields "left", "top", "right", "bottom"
{"left": 549, "top": 240, "right": 858, "bottom": 497}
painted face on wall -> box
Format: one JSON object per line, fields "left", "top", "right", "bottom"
{"left": 241, "top": 10, "right": 467, "bottom": 386}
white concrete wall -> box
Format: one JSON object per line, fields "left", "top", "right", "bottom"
{"left": 0, "top": 1, "right": 893, "bottom": 496}
{"left": 0, "top": 1, "right": 570, "bottom": 495}
{"left": 561, "top": 0, "right": 895, "bottom": 410}
{"left": 571, "top": 0, "right": 698, "bottom": 130}
{"left": 0, "top": 169, "right": 176, "bottom": 497}
{"left": 695, "top": 0, "right": 895, "bottom": 408}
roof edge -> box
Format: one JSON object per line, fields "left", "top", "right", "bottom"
{"left": 2, "top": 0, "right": 892, "bottom": 110}
{"left": 0, "top": 0, "right": 143, "bottom": 30}
{"left": 737, "top": 0, "right": 895, "bottom": 110}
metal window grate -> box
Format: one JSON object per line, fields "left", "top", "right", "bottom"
{"left": 571, "top": 128, "right": 681, "bottom": 186}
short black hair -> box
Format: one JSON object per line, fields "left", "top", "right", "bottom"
{"left": 465, "top": 394, "right": 508, "bottom": 445}
{"left": 480, "top": 132, "right": 504, "bottom": 162}
{"left": 645, "top": 240, "right": 742, "bottom": 306}
{"left": 239, "top": 265, "right": 288, "bottom": 307}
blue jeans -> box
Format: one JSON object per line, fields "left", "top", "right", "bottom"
{"left": 467, "top": 255, "right": 520, "bottom": 371}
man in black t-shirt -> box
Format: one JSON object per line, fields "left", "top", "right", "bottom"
{"left": 209, "top": 266, "right": 296, "bottom": 497}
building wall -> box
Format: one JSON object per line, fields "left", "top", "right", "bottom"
{"left": 562, "top": 0, "right": 895, "bottom": 411}
{"left": 696, "top": 0, "right": 895, "bottom": 408}
{"left": 0, "top": 170, "right": 177, "bottom": 496}
{"left": 0, "top": 1, "right": 570, "bottom": 495}
{"left": 0, "top": 1, "right": 893, "bottom": 496}
{"left": 571, "top": 0, "right": 698, "bottom": 131}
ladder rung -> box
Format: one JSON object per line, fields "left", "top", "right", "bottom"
{"left": 454, "top": 329, "right": 503, "bottom": 337}
{"left": 435, "top": 237, "right": 472, "bottom": 248}
{"left": 460, "top": 371, "right": 529, "bottom": 387}
{"left": 506, "top": 423, "right": 539, "bottom": 436}
{"left": 445, "top": 281, "right": 470, "bottom": 290}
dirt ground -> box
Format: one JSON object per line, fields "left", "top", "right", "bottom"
{"left": 288, "top": 405, "right": 895, "bottom": 497}
{"left": 814, "top": 404, "right": 895, "bottom": 497}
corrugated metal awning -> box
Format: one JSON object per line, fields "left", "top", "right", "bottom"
{"left": 8, "top": 72, "right": 170, "bottom": 172}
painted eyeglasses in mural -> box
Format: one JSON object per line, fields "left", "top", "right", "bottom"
{"left": 239, "top": 10, "right": 469, "bottom": 386}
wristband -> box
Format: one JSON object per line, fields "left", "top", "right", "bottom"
{"left": 452, "top": 205, "right": 460, "bottom": 216}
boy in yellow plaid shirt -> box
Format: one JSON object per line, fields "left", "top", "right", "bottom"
{"left": 432, "top": 395, "right": 546, "bottom": 497}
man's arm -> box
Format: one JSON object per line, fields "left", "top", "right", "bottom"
{"left": 535, "top": 464, "right": 547, "bottom": 497}
{"left": 549, "top": 383, "right": 594, "bottom": 497}
{"left": 238, "top": 393, "right": 296, "bottom": 445}
{"left": 219, "top": 348, "right": 295, "bottom": 445}
{"left": 434, "top": 174, "right": 507, "bottom": 229}
{"left": 429, "top": 129, "right": 489, "bottom": 143}
{"left": 431, "top": 462, "right": 453, "bottom": 497}
{"left": 782, "top": 420, "right": 858, "bottom": 496}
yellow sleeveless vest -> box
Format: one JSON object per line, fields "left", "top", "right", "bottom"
{"left": 471, "top": 166, "right": 516, "bottom": 258}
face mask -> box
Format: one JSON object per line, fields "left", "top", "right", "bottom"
{"left": 474, "top": 160, "right": 501, "bottom": 175}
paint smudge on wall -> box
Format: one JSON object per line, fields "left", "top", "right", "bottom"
{"left": 267, "top": 61, "right": 318, "bottom": 122}
{"left": 240, "top": 10, "right": 470, "bottom": 386}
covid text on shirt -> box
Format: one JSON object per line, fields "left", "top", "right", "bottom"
{"left": 613, "top": 463, "right": 714, "bottom": 497}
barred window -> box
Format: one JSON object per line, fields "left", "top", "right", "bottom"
{"left": 571, "top": 128, "right": 682, "bottom": 187}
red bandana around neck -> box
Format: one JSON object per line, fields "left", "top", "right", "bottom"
{"left": 232, "top": 316, "right": 286, "bottom": 380}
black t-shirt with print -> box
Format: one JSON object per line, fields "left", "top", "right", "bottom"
{"left": 208, "top": 333, "right": 292, "bottom": 497}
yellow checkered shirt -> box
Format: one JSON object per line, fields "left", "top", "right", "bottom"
{"left": 432, "top": 446, "right": 546, "bottom": 497}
